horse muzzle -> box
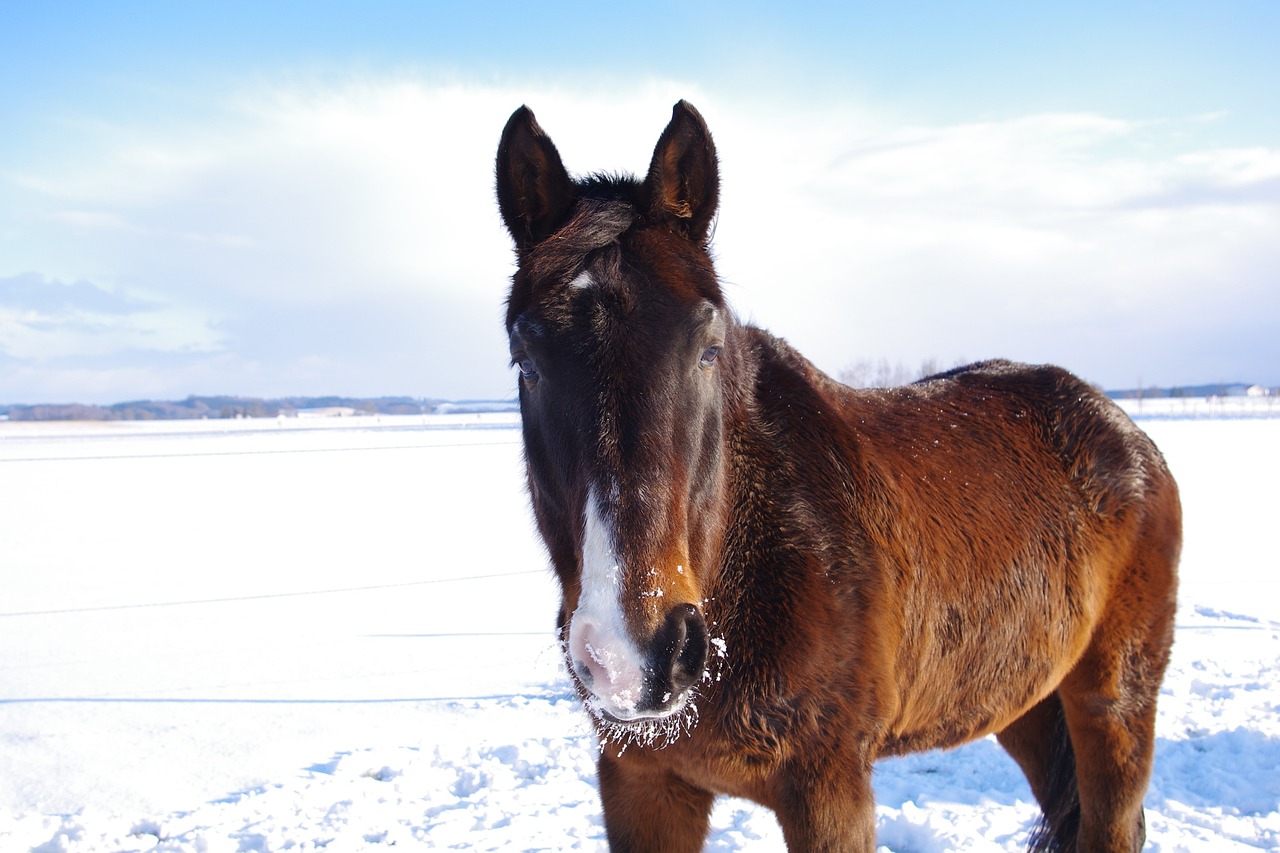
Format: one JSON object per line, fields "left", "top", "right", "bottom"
{"left": 568, "top": 603, "right": 709, "bottom": 723}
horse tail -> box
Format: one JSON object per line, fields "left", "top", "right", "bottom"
{"left": 1027, "top": 700, "right": 1081, "bottom": 852}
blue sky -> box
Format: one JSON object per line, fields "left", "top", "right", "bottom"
{"left": 2, "top": 2, "right": 1278, "bottom": 404}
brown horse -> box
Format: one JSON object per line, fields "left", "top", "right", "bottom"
{"left": 496, "top": 101, "right": 1180, "bottom": 852}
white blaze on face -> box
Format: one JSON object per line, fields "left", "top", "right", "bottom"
{"left": 568, "top": 490, "right": 650, "bottom": 719}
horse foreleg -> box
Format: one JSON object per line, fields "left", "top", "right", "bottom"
{"left": 597, "top": 752, "right": 713, "bottom": 853}
{"left": 774, "top": 759, "right": 877, "bottom": 853}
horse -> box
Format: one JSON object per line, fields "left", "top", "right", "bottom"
{"left": 495, "top": 100, "right": 1180, "bottom": 852}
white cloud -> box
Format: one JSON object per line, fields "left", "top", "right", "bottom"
{"left": 708, "top": 106, "right": 1280, "bottom": 387}
{"left": 2, "top": 77, "right": 1278, "bottom": 403}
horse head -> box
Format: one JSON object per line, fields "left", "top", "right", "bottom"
{"left": 497, "top": 102, "right": 731, "bottom": 731}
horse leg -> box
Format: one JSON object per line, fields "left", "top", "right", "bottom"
{"left": 1056, "top": 589, "right": 1174, "bottom": 852}
{"left": 996, "top": 692, "right": 1082, "bottom": 851}
{"left": 774, "top": 758, "right": 877, "bottom": 852}
{"left": 596, "top": 752, "right": 714, "bottom": 853}
{"left": 1056, "top": 662, "right": 1157, "bottom": 851}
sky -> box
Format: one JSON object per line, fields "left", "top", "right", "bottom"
{"left": 2, "top": 1, "right": 1278, "bottom": 405}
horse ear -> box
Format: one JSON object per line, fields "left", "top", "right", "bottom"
{"left": 644, "top": 100, "right": 720, "bottom": 245}
{"left": 496, "top": 106, "right": 574, "bottom": 251}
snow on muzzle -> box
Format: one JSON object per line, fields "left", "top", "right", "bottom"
{"left": 569, "top": 602, "right": 708, "bottom": 722}
{"left": 569, "top": 494, "right": 709, "bottom": 722}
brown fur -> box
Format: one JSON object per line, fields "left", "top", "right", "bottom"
{"left": 497, "top": 101, "right": 1180, "bottom": 852}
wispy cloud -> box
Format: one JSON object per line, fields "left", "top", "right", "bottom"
{"left": 47, "top": 210, "right": 149, "bottom": 233}
{"left": 0, "top": 273, "right": 225, "bottom": 363}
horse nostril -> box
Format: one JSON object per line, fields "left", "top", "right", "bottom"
{"left": 662, "top": 603, "right": 709, "bottom": 696}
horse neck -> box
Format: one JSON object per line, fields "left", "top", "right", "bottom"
{"left": 720, "top": 322, "right": 845, "bottom": 545}
{"left": 702, "top": 326, "right": 854, "bottom": 672}
{"left": 718, "top": 322, "right": 813, "bottom": 526}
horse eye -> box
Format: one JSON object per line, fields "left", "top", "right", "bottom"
{"left": 700, "top": 346, "right": 721, "bottom": 368}
{"left": 513, "top": 356, "right": 539, "bottom": 381}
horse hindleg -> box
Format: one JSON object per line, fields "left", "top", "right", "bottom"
{"left": 996, "top": 693, "right": 1081, "bottom": 851}
{"left": 597, "top": 753, "right": 713, "bottom": 853}
{"left": 1057, "top": 661, "right": 1157, "bottom": 852}
{"left": 1057, "top": 510, "right": 1176, "bottom": 853}
{"left": 1057, "top": 590, "right": 1172, "bottom": 853}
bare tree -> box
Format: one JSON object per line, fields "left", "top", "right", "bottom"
{"left": 838, "top": 357, "right": 966, "bottom": 389}
{"left": 838, "top": 359, "right": 876, "bottom": 389}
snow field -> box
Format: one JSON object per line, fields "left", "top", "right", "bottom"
{"left": 1, "top": 413, "right": 1277, "bottom": 851}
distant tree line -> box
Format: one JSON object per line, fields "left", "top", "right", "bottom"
{"left": 1107, "top": 382, "right": 1272, "bottom": 400}
{"left": 0, "top": 395, "right": 442, "bottom": 421}
{"left": 837, "top": 360, "right": 1270, "bottom": 399}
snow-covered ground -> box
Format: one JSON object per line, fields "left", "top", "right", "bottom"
{"left": 1, "top": 409, "right": 1276, "bottom": 851}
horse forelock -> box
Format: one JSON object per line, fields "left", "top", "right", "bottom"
{"left": 526, "top": 197, "right": 637, "bottom": 287}
{"left": 509, "top": 180, "right": 724, "bottom": 327}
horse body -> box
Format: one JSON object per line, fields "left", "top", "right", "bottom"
{"left": 497, "top": 101, "right": 1179, "bottom": 852}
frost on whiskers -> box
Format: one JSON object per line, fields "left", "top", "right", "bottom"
{"left": 569, "top": 628, "right": 729, "bottom": 757}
